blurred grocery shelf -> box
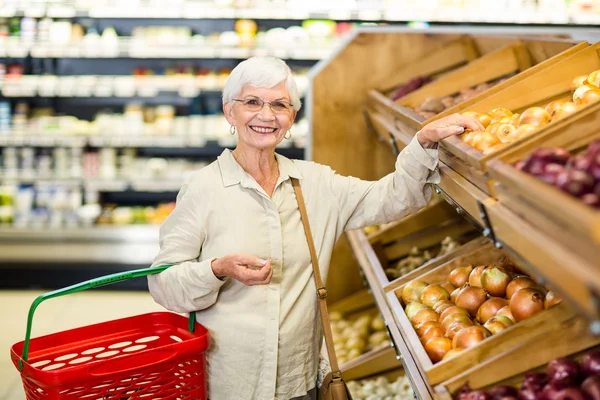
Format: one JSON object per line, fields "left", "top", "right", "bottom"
{"left": 0, "top": 0, "right": 596, "bottom": 25}
{"left": 0, "top": 74, "right": 309, "bottom": 98}
{"left": 0, "top": 39, "right": 337, "bottom": 60}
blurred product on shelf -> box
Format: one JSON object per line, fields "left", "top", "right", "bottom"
{"left": 412, "top": 75, "right": 513, "bottom": 119}
{"left": 329, "top": 309, "right": 390, "bottom": 366}
{"left": 0, "top": 181, "right": 176, "bottom": 228}
{"left": 385, "top": 236, "right": 461, "bottom": 280}
{"left": 346, "top": 375, "right": 415, "bottom": 400}
{"left": 0, "top": 0, "right": 595, "bottom": 24}
{"left": 0, "top": 100, "right": 308, "bottom": 145}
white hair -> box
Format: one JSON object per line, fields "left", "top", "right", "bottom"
{"left": 222, "top": 56, "right": 302, "bottom": 112}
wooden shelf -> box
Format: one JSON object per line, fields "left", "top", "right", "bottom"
{"left": 346, "top": 229, "right": 434, "bottom": 399}
{"left": 485, "top": 200, "right": 600, "bottom": 320}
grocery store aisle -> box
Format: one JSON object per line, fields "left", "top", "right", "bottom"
{"left": 0, "top": 289, "right": 165, "bottom": 400}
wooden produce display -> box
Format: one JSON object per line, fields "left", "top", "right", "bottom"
{"left": 328, "top": 289, "right": 401, "bottom": 381}
{"left": 310, "top": 27, "right": 600, "bottom": 400}
{"left": 365, "top": 37, "right": 585, "bottom": 152}
{"left": 437, "top": 42, "right": 600, "bottom": 195}
{"left": 366, "top": 199, "right": 478, "bottom": 288}
{"left": 385, "top": 241, "right": 578, "bottom": 386}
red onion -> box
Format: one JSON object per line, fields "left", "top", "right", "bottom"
{"left": 489, "top": 385, "right": 519, "bottom": 400}
{"left": 518, "top": 388, "right": 538, "bottom": 400}
{"left": 522, "top": 373, "right": 549, "bottom": 393}
{"left": 556, "top": 170, "right": 595, "bottom": 197}
{"left": 582, "top": 375, "right": 600, "bottom": 400}
{"left": 457, "top": 383, "right": 473, "bottom": 400}
{"left": 552, "top": 388, "right": 586, "bottom": 400}
{"left": 547, "top": 358, "right": 581, "bottom": 388}
{"left": 541, "top": 384, "right": 560, "bottom": 400}
{"left": 466, "top": 390, "right": 493, "bottom": 400}
{"left": 581, "top": 351, "right": 600, "bottom": 377}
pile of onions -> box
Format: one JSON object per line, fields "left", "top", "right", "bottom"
{"left": 420, "top": 284, "right": 451, "bottom": 308}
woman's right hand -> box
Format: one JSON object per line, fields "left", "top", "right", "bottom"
{"left": 211, "top": 254, "right": 273, "bottom": 286}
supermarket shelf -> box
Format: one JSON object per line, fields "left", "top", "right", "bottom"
{"left": 0, "top": 76, "right": 218, "bottom": 98}
{"left": 0, "top": 4, "right": 595, "bottom": 24}
{"left": 0, "top": 40, "right": 336, "bottom": 60}
{"left": 346, "top": 229, "right": 434, "bottom": 400}
{"left": 0, "top": 136, "right": 305, "bottom": 155}
{"left": 0, "top": 225, "right": 159, "bottom": 264}
{"left": 0, "top": 74, "right": 309, "bottom": 98}
{"left": 0, "top": 224, "right": 159, "bottom": 242}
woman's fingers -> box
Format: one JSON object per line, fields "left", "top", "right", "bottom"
{"left": 240, "top": 259, "right": 273, "bottom": 286}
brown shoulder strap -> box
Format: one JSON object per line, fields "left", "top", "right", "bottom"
{"left": 291, "top": 177, "right": 341, "bottom": 374}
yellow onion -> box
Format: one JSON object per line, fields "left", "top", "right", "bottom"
{"left": 405, "top": 302, "right": 428, "bottom": 321}
{"left": 455, "top": 286, "right": 488, "bottom": 317}
{"left": 439, "top": 306, "right": 470, "bottom": 323}
{"left": 447, "top": 266, "right": 473, "bottom": 288}
{"left": 469, "top": 266, "right": 487, "bottom": 288}
{"left": 401, "top": 280, "right": 429, "bottom": 305}
{"left": 420, "top": 284, "right": 451, "bottom": 308}
{"left": 442, "top": 347, "right": 465, "bottom": 361}
{"left": 510, "top": 288, "right": 545, "bottom": 322}
{"left": 445, "top": 320, "right": 474, "bottom": 339}
{"left": 476, "top": 297, "right": 509, "bottom": 324}
{"left": 415, "top": 321, "right": 443, "bottom": 337}
{"left": 481, "top": 266, "right": 512, "bottom": 297}
{"left": 452, "top": 325, "right": 492, "bottom": 349}
{"left": 506, "top": 276, "right": 538, "bottom": 300}
{"left": 496, "top": 306, "right": 516, "bottom": 323}
{"left": 410, "top": 308, "right": 439, "bottom": 327}
{"left": 545, "top": 291, "right": 562, "bottom": 309}
{"left": 425, "top": 337, "right": 452, "bottom": 363}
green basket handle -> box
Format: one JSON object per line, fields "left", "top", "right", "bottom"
{"left": 19, "top": 265, "right": 195, "bottom": 371}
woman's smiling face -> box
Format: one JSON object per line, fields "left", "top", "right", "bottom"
{"left": 224, "top": 82, "right": 296, "bottom": 152}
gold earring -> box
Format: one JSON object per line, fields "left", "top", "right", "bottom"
{"left": 285, "top": 130, "right": 291, "bottom": 139}
{"left": 230, "top": 125, "right": 237, "bottom": 135}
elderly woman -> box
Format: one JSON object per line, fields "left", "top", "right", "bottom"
{"left": 148, "top": 56, "right": 483, "bottom": 400}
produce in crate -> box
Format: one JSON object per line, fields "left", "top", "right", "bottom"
{"left": 458, "top": 69, "right": 600, "bottom": 155}
{"left": 329, "top": 310, "right": 390, "bottom": 366}
{"left": 515, "top": 140, "right": 600, "bottom": 209}
{"left": 389, "top": 76, "right": 433, "bottom": 101}
{"left": 385, "top": 236, "right": 461, "bottom": 280}
{"left": 413, "top": 76, "right": 511, "bottom": 119}
{"left": 400, "top": 259, "right": 560, "bottom": 363}
{"left": 455, "top": 350, "right": 600, "bottom": 400}
{"left": 346, "top": 375, "right": 415, "bottom": 400}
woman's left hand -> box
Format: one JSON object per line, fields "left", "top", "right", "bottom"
{"left": 417, "top": 113, "right": 485, "bottom": 148}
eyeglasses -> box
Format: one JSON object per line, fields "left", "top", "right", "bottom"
{"left": 232, "top": 97, "right": 294, "bottom": 114}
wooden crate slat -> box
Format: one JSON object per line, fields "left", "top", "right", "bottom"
{"left": 399, "top": 42, "right": 528, "bottom": 109}
{"left": 438, "top": 315, "right": 600, "bottom": 394}
{"left": 380, "top": 36, "right": 479, "bottom": 93}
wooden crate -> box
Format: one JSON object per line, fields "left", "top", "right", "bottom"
{"left": 485, "top": 102, "right": 600, "bottom": 269}
{"left": 365, "top": 38, "right": 586, "bottom": 153}
{"left": 439, "top": 42, "right": 600, "bottom": 195}
{"left": 386, "top": 241, "right": 580, "bottom": 386}
{"left": 328, "top": 289, "right": 401, "bottom": 381}
{"left": 434, "top": 340, "right": 600, "bottom": 399}
{"left": 366, "top": 201, "right": 478, "bottom": 289}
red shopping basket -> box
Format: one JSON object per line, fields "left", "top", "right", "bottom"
{"left": 10, "top": 266, "right": 210, "bottom": 400}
